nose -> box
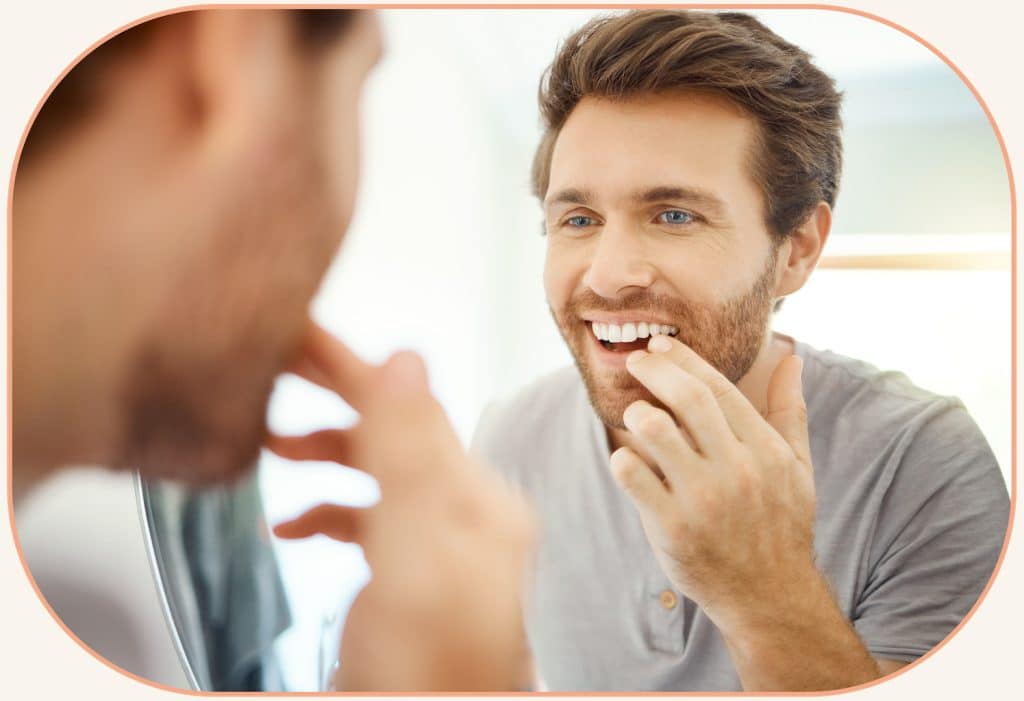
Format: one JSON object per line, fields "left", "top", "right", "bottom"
{"left": 582, "top": 221, "right": 656, "bottom": 299}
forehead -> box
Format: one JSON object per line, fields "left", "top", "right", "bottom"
{"left": 548, "top": 92, "right": 761, "bottom": 207}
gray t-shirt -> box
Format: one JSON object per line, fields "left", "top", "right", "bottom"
{"left": 472, "top": 340, "right": 1009, "bottom": 691}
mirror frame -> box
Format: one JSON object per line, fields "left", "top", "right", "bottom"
{"left": 135, "top": 472, "right": 204, "bottom": 691}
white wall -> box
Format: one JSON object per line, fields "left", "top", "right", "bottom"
{"left": 15, "top": 469, "right": 192, "bottom": 690}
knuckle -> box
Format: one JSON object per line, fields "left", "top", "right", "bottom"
{"left": 725, "top": 444, "right": 752, "bottom": 468}
{"left": 637, "top": 410, "right": 673, "bottom": 440}
{"left": 689, "top": 486, "right": 720, "bottom": 518}
{"left": 733, "top": 465, "right": 765, "bottom": 507}
{"left": 765, "top": 439, "right": 794, "bottom": 468}
{"left": 710, "top": 378, "right": 739, "bottom": 404}
{"left": 674, "top": 377, "right": 708, "bottom": 407}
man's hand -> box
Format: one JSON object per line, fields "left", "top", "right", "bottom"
{"left": 613, "top": 335, "right": 880, "bottom": 690}
{"left": 268, "top": 323, "right": 535, "bottom": 691}
{"left": 613, "top": 334, "right": 816, "bottom": 625}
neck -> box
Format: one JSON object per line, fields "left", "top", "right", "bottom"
{"left": 607, "top": 331, "right": 795, "bottom": 454}
{"left": 12, "top": 176, "right": 126, "bottom": 500}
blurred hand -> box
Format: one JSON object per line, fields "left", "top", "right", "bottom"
{"left": 268, "top": 323, "right": 535, "bottom": 691}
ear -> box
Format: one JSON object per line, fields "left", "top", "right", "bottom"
{"left": 177, "top": 10, "right": 304, "bottom": 149}
{"left": 774, "top": 201, "right": 831, "bottom": 298}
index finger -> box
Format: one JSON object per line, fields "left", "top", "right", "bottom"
{"left": 297, "top": 322, "right": 380, "bottom": 411}
{"left": 646, "top": 335, "right": 769, "bottom": 442}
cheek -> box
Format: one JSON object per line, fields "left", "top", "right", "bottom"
{"left": 664, "top": 262, "right": 715, "bottom": 303}
{"left": 328, "top": 109, "right": 360, "bottom": 233}
{"left": 543, "top": 240, "right": 578, "bottom": 310}
{"left": 322, "top": 83, "right": 364, "bottom": 240}
{"left": 654, "top": 240, "right": 740, "bottom": 304}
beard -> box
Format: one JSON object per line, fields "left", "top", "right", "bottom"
{"left": 113, "top": 134, "right": 342, "bottom": 488}
{"left": 552, "top": 246, "right": 779, "bottom": 430}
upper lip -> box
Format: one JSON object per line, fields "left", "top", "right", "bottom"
{"left": 581, "top": 312, "right": 677, "bottom": 326}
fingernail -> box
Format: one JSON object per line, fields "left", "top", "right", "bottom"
{"left": 649, "top": 335, "right": 672, "bottom": 352}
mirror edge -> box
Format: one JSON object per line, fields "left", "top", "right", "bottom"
{"left": 133, "top": 471, "right": 202, "bottom": 691}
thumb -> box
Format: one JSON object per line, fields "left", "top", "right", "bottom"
{"left": 765, "top": 355, "right": 811, "bottom": 467}
{"left": 273, "top": 503, "right": 366, "bottom": 543}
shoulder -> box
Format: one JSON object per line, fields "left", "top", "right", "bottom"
{"left": 797, "top": 341, "right": 1005, "bottom": 501}
{"left": 473, "top": 365, "right": 585, "bottom": 451}
{"left": 798, "top": 341, "right": 966, "bottom": 435}
{"left": 471, "top": 366, "right": 587, "bottom": 476}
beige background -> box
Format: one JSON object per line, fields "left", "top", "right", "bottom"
{"left": 2, "top": 1, "right": 1020, "bottom": 699}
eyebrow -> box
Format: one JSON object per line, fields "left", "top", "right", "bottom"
{"left": 634, "top": 186, "right": 726, "bottom": 214}
{"left": 544, "top": 188, "right": 595, "bottom": 208}
{"left": 544, "top": 185, "right": 729, "bottom": 219}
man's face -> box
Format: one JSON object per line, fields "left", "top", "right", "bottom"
{"left": 543, "top": 92, "right": 781, "bottom": 429}
{"left": 117, "top": 12, "right": 383, "bottom": 485}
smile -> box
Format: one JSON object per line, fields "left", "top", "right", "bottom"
{"left": 587, "top": 320, "right": 679, "bottom": 354}
{"left": 591, "top": 321, "right": 678, "bottom": 343}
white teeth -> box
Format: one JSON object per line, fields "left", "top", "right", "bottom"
{"left": 591, "top": 320, "right": 677, "bottom": 342}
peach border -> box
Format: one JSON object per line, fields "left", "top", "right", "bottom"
{"left": 5, "top": 2, "right": 1017, "bottom": 697}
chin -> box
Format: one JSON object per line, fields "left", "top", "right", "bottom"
{"left": 119, "top": 401, "right": 268, "bottom": 489}
{"left": 579, "top": 366, "right": 663, "bottom": 430}
{"left": 115, "top": 344, "right": 278, "bottom": 488}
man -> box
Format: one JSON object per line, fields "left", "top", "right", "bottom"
{"left": 12, "top": 9, "right": 532, "bottom": 691}
{"left": 473, "top": 9, "right": 1010, "bottom": 692}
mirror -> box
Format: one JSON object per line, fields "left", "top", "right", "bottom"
{"left": 138, "top": 472, "right": 296, "bottom": 691}
{"left": 128, "top": 8, "right": 1011, "bottom": 692}
{"left": 138, "top": 467, "right": 360, "bottom": 692}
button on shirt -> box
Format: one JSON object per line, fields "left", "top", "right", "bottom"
{"left": 472, "top": 341, "right": 1009, "bottom": 691}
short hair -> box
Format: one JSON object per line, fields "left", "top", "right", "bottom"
{"left": 532, "top": 9, "right": 843, "bottom": 240}
{"left": 21, "top": 9, "right": 357, "bottom": 165}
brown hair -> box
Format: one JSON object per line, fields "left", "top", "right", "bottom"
{"left": 21, "top": 9, "right": 357, "bottom": 165}
{"left": 532, "top": 9, "right": 843, "bottom": 240}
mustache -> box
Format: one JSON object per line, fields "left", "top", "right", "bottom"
{"left": 563, "top": 289, "right": 697, "bottom": 318}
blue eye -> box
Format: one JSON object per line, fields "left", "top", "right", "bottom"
{"left": 566, "top": 215, "right": 594, "bottom": 228}
{"left": 658, "top": 210, "right": 694, "bottom": 225}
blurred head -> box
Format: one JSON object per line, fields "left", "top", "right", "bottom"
{"left": 535, "top": 10, "right": 841, "bottom": 428}
{"left": 13, "top": 10, "right": 382, "bottom": 490}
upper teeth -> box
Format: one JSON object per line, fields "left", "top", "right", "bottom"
{"left": 591, "top": 322, "right": 678, "bottom": 342}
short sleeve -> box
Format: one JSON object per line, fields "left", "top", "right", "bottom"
{"left": 852, "top": 403, "right": 1010, "bottom": 662}
{"left": 470, "top": 400, "right": 530, "bottom": 495}
{"left": 470, "top": 401, "right": 500, "bottom": 456}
